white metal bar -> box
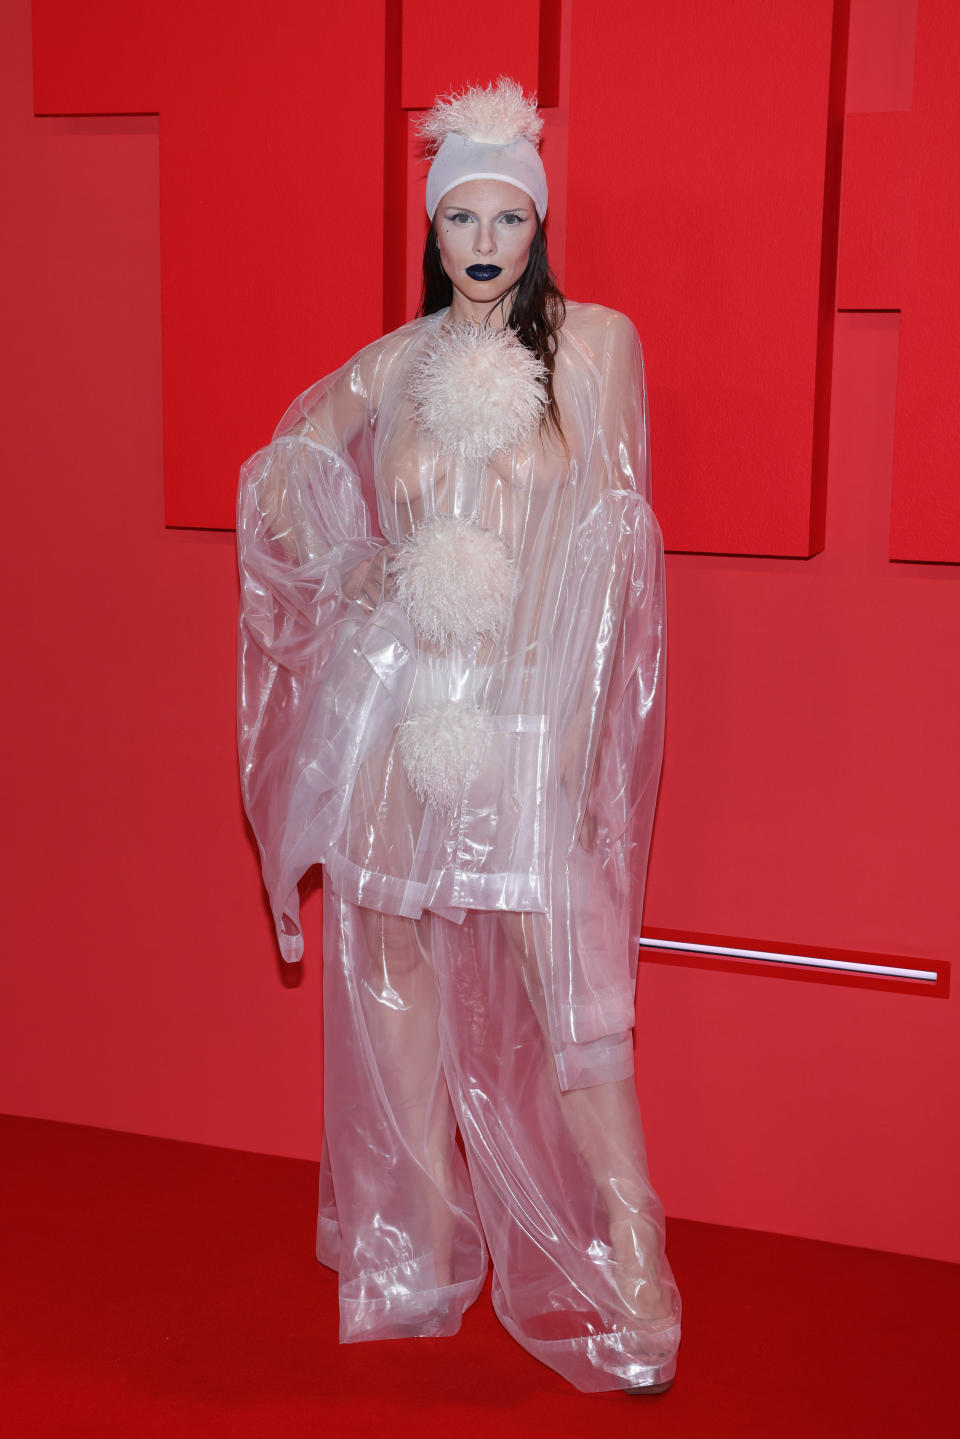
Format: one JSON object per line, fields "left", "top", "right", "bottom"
{"left": 638, "top": 936, "right": 938, "bottom": 983}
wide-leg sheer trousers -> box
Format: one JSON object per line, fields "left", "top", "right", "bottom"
{"left": 315, "top": 890, "right": 682, "bottom": 1393}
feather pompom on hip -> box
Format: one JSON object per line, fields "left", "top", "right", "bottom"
{"left": 407, "top": 322, "right": 547, "bottom": 462}
{"left": 391, "top": 516, "right": 514, "bottom": 649}
{"left": 418, "top": 76, "right": 543, "bottom": 150}
{"left": 397, "top": 701, "right": 486, "bottom": 813}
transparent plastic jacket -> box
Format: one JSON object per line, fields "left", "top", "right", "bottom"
{"left": 237, "top": 300, "right": 667, "bottom": 1095}
{"left": 237, "top": 301, "right": 680, "bottom": 1393}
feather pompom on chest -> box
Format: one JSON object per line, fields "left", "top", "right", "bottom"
{"left": 406, "top": 321, "right": 548, "bottom": 463}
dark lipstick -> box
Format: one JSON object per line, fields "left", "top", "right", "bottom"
{"left": 465, "top": 264, "right": 503, "bottom": 281}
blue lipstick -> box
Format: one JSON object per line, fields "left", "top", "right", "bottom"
{"left": 466, "top": 264, "right": 503, "bottom": 281}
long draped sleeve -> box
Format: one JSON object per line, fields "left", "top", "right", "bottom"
{"left": 237, "top": 344, "right": 415, "bottom": 961}
{"left": 531, "top": 309, "right": 667, "bottom": 1085}
{"left": 585, "top": 312, "right": 666, "bottom": 953}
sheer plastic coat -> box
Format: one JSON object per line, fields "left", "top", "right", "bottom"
{"left": 236, "top": 300, "right": 680, "bottom": 1392}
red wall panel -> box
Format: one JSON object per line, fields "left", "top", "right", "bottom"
{"left": 6, "top": 0, "right": 958, "bottom": 1265}
{"left": 565, "top": 0, "right": 845, "bottom": 558}
{"left": 837, "top": 0, "right": 960, "bottom": 563}
{"left": 838, "top": 112, "right": 912, "bottom": 306}
{"left": 394, "top": 0, "right": 570, "bottom": 331}
{"left": 399, "top": 0, "right": 543, "bottom": 108}
{"left": 385, "top": 0, "right": 563, "bottom": 333}
{"left": 33, "top": 0, "right": 386, "bottom": 530}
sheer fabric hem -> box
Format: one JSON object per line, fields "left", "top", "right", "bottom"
{"left": 317, "top": 1216, "right": 488, "bottom": 1343}
{"left": 493, "top": 1295, "right": 681, "bottom": 1394}
{"left": 323, "top": 848, "right": 548, "bottom": 923}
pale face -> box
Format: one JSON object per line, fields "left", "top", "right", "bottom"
{"left": 434, "top": 178, "right": 537, "bottom": 326}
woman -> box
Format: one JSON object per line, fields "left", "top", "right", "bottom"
{"left": 237, "top": 77, "right": 681, "bottom": 1394}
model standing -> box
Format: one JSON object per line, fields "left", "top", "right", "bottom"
{"left": 237, "top": 77, "right": 680, "bottom": 1394}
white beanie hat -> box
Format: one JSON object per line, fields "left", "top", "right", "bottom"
{"left": 420, "top": 77, "right": 548, "bottom": 221}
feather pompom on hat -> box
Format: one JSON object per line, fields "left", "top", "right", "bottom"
{"left": 421, "top": 76, "right": 549, "bottom": 220}
{"left": 419, "top": 76, "right": 544, "bottom": 150}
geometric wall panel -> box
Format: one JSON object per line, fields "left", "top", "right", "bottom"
{"left": 383, "top": 0, "right": 557, "bottom": 336}
{"left": 399, "top": 0, "right": 544, "bottom": 109}
{"left": 33, "top": 1, "right": 386, "bottom": 529}
{"left": 834, "top": 0, "right": 960, "bottom": 563}
{"left": 565, "top": 0, "right": 847, "bottom": 557}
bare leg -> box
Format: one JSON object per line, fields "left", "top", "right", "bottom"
{"left": 355, "top": 906, "right": 459, "bottom": 1288}
{"left": 499, "top": 910, "right": 672, "bottom": 1324}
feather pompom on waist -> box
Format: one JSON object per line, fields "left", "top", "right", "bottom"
{"left": 390, "top": 516, "right": 514, "bottom": 649}
{"left": 397, "top": 701, "right": 486, "bottom": 813}
{"left": 407, "top": 322, "right": 547, "bottom": 462}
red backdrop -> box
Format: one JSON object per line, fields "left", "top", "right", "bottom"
{"left": 2, "top": 0, "right": 957, "bottom": 1263}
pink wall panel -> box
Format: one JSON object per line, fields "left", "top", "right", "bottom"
{"left": 565, "top": 0, "right": 845, "bottom": 558}
{"left": 843, "top": 0, "right": 917, "bottom": 111}
{"left": 33, "top": 0, "right": 386, "bottom": 530}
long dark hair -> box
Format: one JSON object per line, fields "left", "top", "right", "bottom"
{"left": 417, "top": 215, "right": 568, "bottom": 451}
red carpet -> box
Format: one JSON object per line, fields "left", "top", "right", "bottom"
{"left": 1, "top": 1112, "right": 955, "bottom": 1437}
